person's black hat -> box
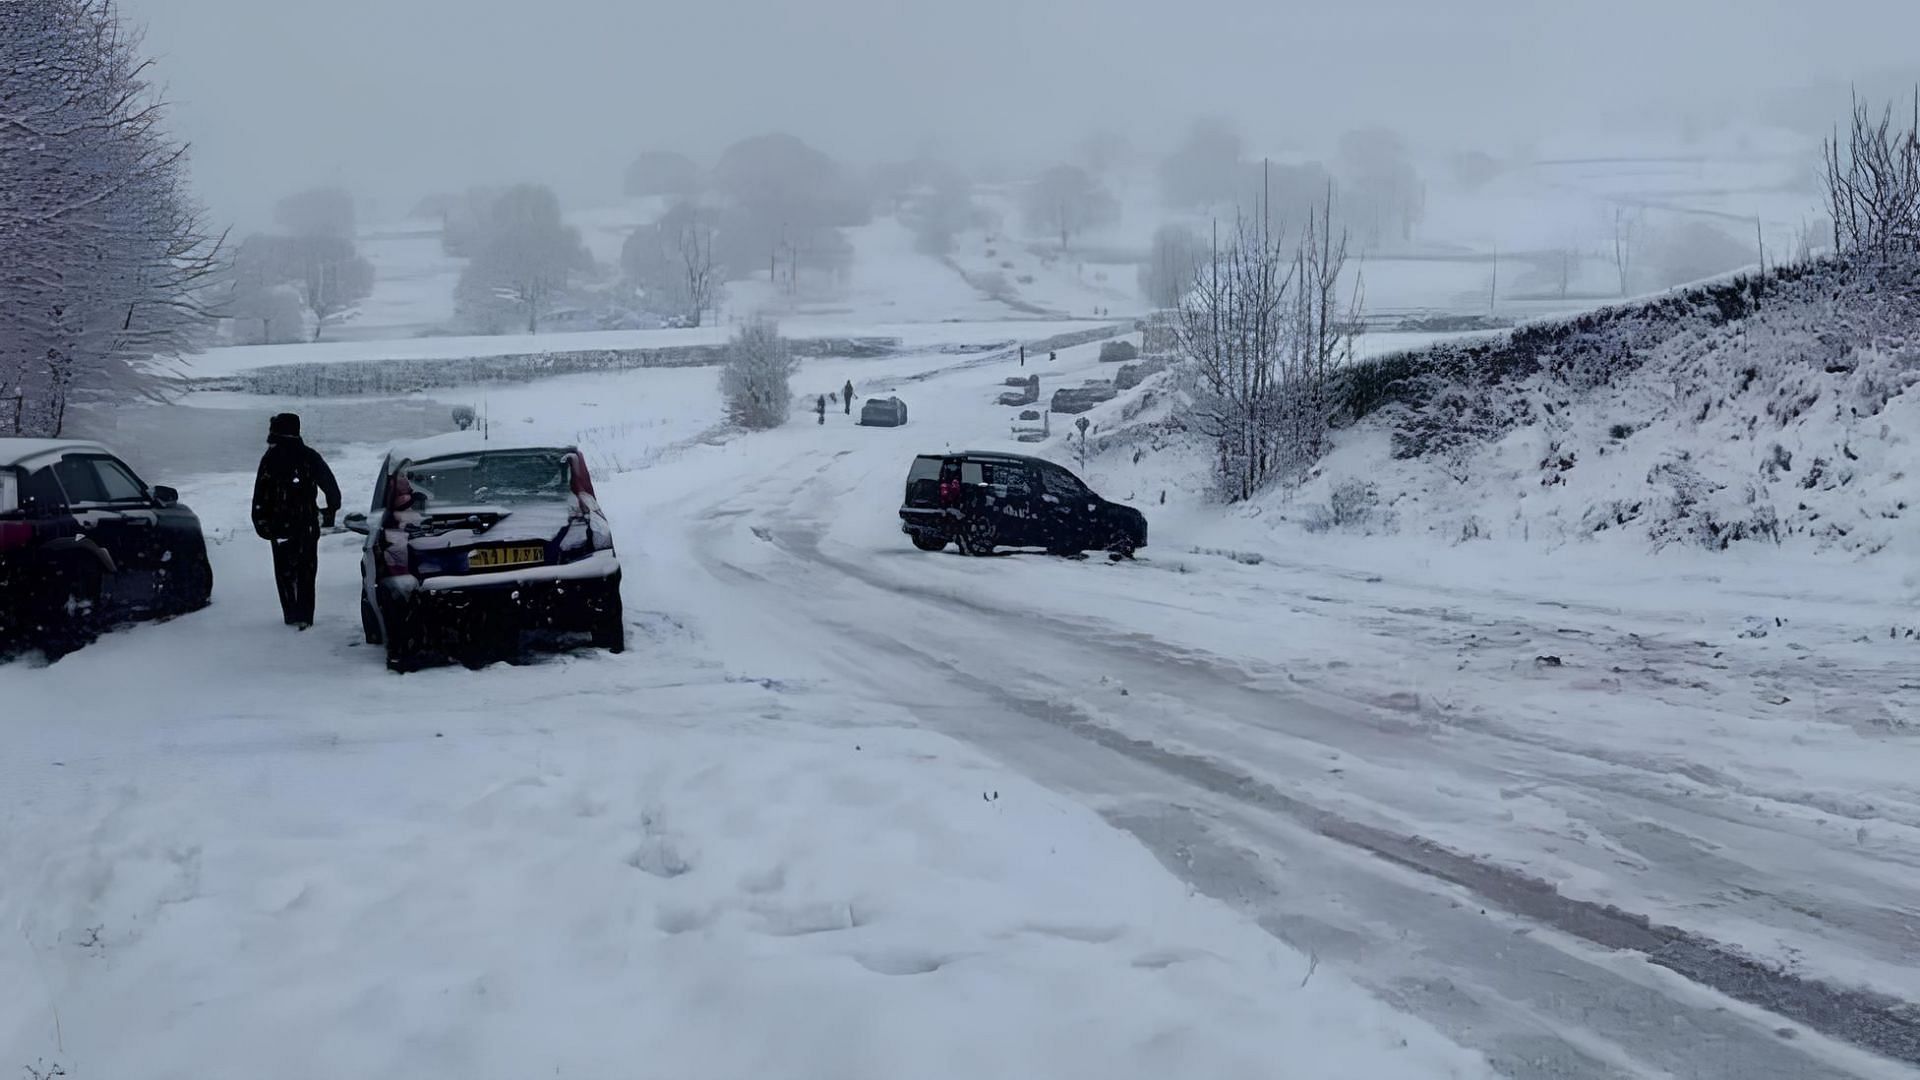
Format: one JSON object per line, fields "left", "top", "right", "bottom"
{"left": 268, "top": 412, "right": 301, "bottom": 438}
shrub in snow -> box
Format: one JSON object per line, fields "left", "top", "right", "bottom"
{"left": 1114, "top": 358, "right": 1168, "bottom": 390}
{"left": 1099, "top": 340, "right": 1140, "bottom": 363}
{"left": 1304, "top": 479, "right": 1391, "bottom": 534}
{"left": 719, "top": 317, "right": 796, "bottom": 429}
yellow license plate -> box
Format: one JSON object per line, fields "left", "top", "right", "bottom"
{"left": 468, "top": 545, "right": 545, "bottom": 570}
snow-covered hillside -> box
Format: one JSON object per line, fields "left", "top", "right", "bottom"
{"left": 1273, "top": 258, "right": 1920, "bottom": 555}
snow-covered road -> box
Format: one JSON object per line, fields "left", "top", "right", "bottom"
{"left": 5, "top": 334, "right": 1919, "bottom": 1078}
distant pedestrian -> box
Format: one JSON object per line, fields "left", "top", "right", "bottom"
{"left": 250, "top": 413, "right": 340, "bottom": 630}
{"left": 817, "top": 394, "right": 827, "bottom": 425}
{"left": 1049, "top": 350, "right": 1056, "bottom": 362}
{"left": 843, "top": 379, "right": 855, "bottom": 415}
{"left": 1020, "top": 345, "right": 1026, "bottom": 367}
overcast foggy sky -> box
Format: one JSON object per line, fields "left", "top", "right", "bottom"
{"left": 120, "top": 0, "right": 1920, "bottom": 231}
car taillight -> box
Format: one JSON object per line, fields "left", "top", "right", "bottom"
{"left": 938, "top": 479, "right": 960, "bottom": 507}
{"left": 569, "top": 453, "right": 596, "bottom": 498}
{"left": 0, "top": 521, "right": 31, "bottom": 552}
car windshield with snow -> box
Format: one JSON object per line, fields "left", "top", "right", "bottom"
{"left": 345, "top": 436, "right": 623, "bottom": 670}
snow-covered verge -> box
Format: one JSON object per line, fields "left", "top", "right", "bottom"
{"left": 0, "top": 430, "right": 1494, "bottom": 1080}
{"left": 1287, "top": 258, "right": 1920, "bottom": 553}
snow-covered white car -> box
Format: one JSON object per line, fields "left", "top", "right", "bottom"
{"left": 343, "top": 433, "right": 623, "bottom": 671}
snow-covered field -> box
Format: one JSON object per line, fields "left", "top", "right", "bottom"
{"left": 1, "top": 344, "right": 1501, "bottom": 1080}
{"left": 8, "top": 317, "right": 1920, "bottom": 1078}
{"left": 11, "top": 125, "right": 1919, "bottom": 1077}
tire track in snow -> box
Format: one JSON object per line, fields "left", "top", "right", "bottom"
{"left": 758, "top": 520, "right": 1920, "bottom": 1072}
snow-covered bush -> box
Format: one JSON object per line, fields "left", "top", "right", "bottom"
{"left": 1304, "top": 479, "right": 1392, "bottom": 534}
{"left": 1099, "top": 340, "right": 1139, "bottom": 363}
{"left": 1302, "top": 254, "right": 1920, "bottom": 552}
{"left": 719, "top": 317, "right": 795, "bottom": 429}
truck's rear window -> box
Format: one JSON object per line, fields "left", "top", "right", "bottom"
{"left": 907, "top": 456, "right": 945, "bottom": 482}
{"left": 0, "top": 471, "right": 16, "bottom": 515}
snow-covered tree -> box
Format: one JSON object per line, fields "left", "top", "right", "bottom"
{"left": 1022, "top": 164, "right": 1118, "bottom": 251}
{"left": 455, "top": 183, "right": 593, "bottom": 334}
{"left": 0, "top": 0, "right": 222, "bottom": 436}
{"left": 287, "top": 233, "right": 374, "bottom": 339}
{"left": 1337, "top": 128, "right": 1424, "bottom": 248}
{"left": 719, "top": 316, "right": 794, "bottom": 429}
{"left": 1823, "top": 92, "right": 1920, "bottom": 257}
{"left": 1175, "top": 192, "right": 1355, "bottom": 501}
{"left": 222, "top": 234, "right": 306, "bottom": 344}
{"left": 1139, "top": 224, "right": 1207, "bottom": 309}
{"left": 623, "top": 150, "right": 699, "bottom": 199}
{"left": 1158, "top": 117, "right": 1245, "bottom": 209}
{"left": 620, "top": 200, "right": 718, "bottom": 326}
{"left": 901, "top": 165, "right": 977, "bottom": 256}
{"left": 274, "top": 186, "right": 355, "bottom": 240}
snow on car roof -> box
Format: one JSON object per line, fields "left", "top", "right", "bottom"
{"left": 0, "top": 438, "right": 114, "bottom": 468}
{"left": 385, "top": 431, "right": 576, "bottom": 464}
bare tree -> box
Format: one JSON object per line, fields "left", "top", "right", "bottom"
{"left": 1023, "top": 164, "right": 1118, "bottom": 251}
{"left": 455, "top": 183, "right": 592, "bottom": 334}
{"left": 1609, "top": 207, "right": 1641, "bottom": 295}
{"left": 1139, "top": 224, "right": 1206, "bottom": 309}
{"left": 1174, "top": 175, "right": 1355, "bottom": 501}
{"left": 718, "top": 316, "right": 795, "bottom": 429}
{"left": 0, "top": 0, "right": 223, "bottom": 436}
{"left": 1823, "top": 90, "right": 1920, "bottom": 257}
{"left": 1176, "top": 212, "right": 1293, "bottom": 501}
{"left": 274, "top": 186, "right": 355, "bottom": 239}
{"left": 1337, "top": 128, "right": 1424, "bottom": 248}
{"left": 677, "top": 211, "right": 718, "bottom": 326}
{"left": 222, "top": 235, "right": 305, "bottom": 344}
{"left": 620, "top": 200, "right": 717, "bottom": 325}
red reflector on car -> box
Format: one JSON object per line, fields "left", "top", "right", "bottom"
{"left": 0, "top": 521, "right": 30, "bottom": 551}
{"left": 569, "top": 453, "right": 596, "bottom": 497}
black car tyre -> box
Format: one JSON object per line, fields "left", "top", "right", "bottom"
{"left": 957, "top": 515, "right": 996, "bottom": 557}
{"left": 38, "top": 559, "right": 102, "bottom": 660}
{"left": 383, "top": 602, "right": 420, "bottom": 673}
{"left": 360, "top": 597, "right": 383, "bottom": 645}
{"left": 910, "top": 533, "right": 948, "bottom": 552}
{"left": 592, "top": 601, "right": 626, "bottom": 654}
{"left": 176, "top": 554, "right": 213, "bottom": 613}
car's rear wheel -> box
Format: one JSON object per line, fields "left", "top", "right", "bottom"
{"left": 383, "top": 601, "right": 420, "bottom": 673}
{"left": 37, "top": 559, "right": 102, "bottom": 660}
{"left": 957, "top": 516, "right": 996, "bottom": 557}
{"left": 910, "top": 533, "right": 948, "bottom": 552}
{"left": 360, "top": 597, "right": 383, "bottom": 645}
{"left": 592, "top": 600, "right": 626, "bottom": 654}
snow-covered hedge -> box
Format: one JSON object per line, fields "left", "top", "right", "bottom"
{"left": 196, "top": 337, "right": 899, "bottom": 397}
{"left": 1300, "top": 257, "right": 1920, "bottom": 552}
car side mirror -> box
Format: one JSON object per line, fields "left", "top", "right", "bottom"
{"left": 342, "top": 511, "right": 370, "bottom": 535}
{"left": 151, "top": 485, "right": 179, "bottom": 508}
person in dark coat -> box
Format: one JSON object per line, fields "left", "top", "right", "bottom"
{"left": 842, "top": 379, "right": 855, "bottom": 415}
{"left": 250, "top": 413, "right": 341, "bottom": 629}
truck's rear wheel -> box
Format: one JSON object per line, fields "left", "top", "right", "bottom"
{"left": 910, "top": 533, "right": 948, "bottom": 552}
{"left": 957, "top": 516, "right": 996, "bottom": 557}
